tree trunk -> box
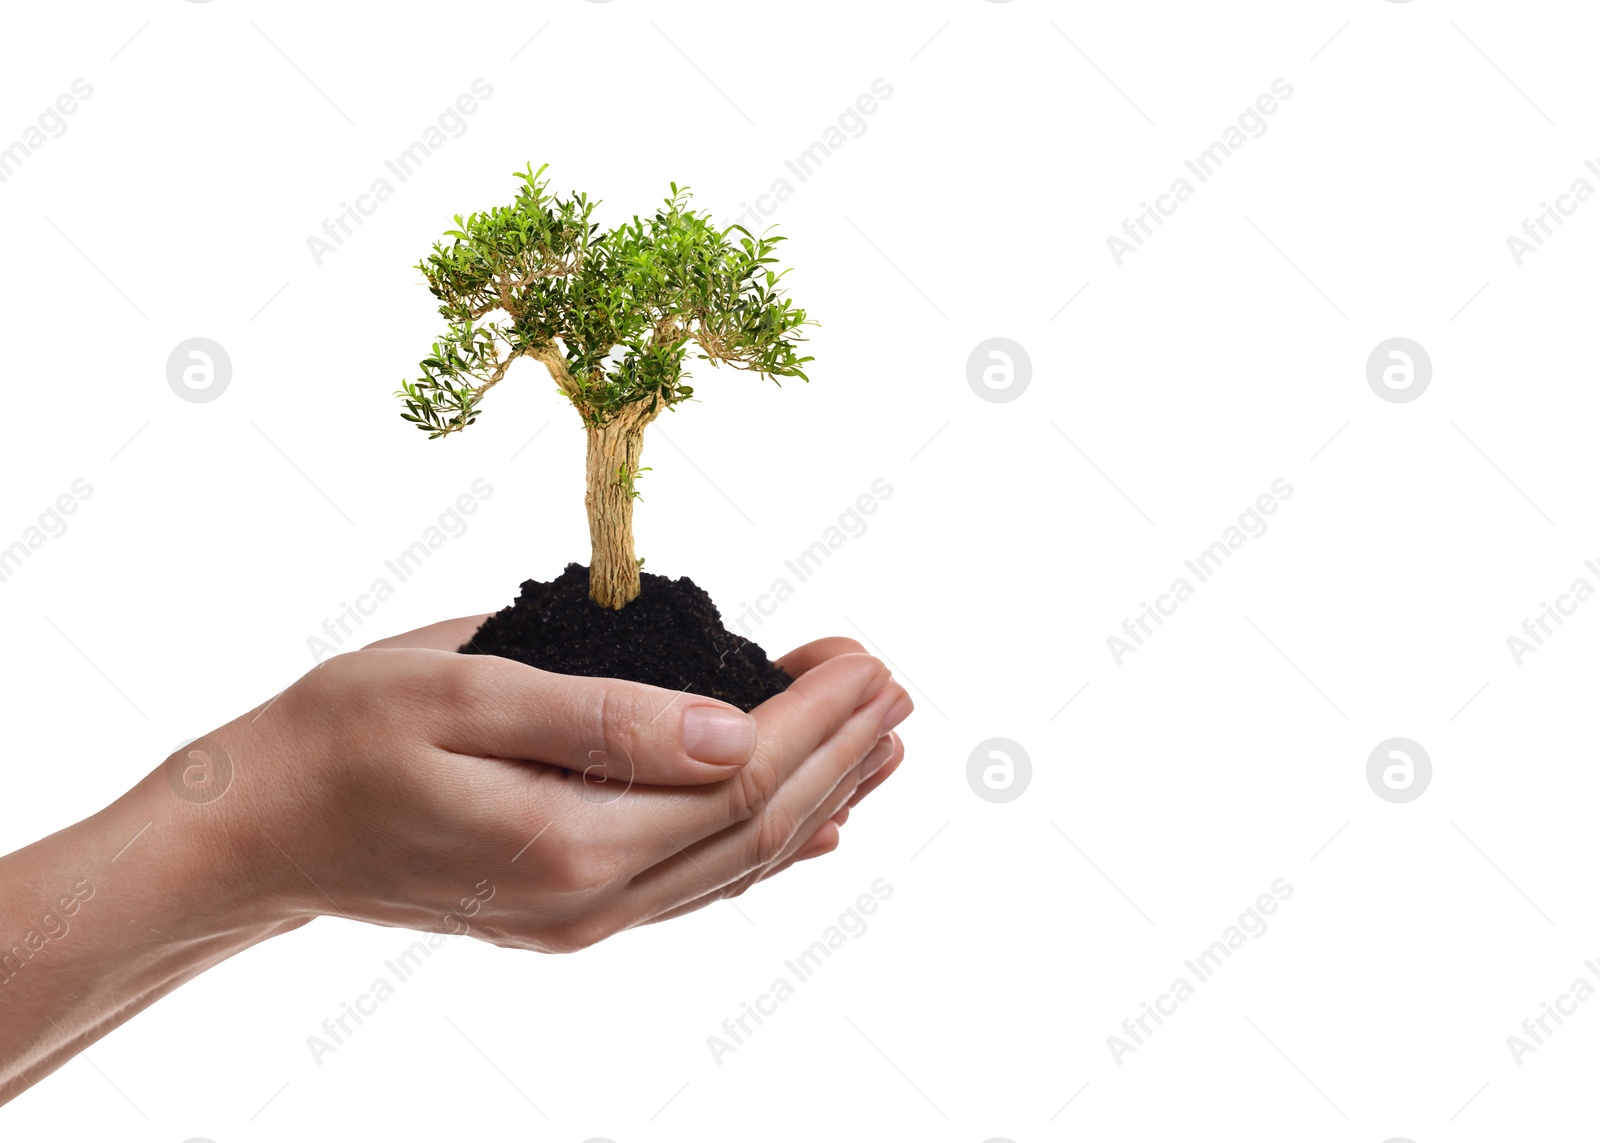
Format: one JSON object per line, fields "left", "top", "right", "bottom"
{"left": 584, "top": 408, "right": 655, "bottom": 609}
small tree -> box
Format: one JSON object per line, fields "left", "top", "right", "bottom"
{"left": 398, "top": 164, "right": 812, "bottom": 609}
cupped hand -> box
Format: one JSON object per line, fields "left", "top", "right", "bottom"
{"left": 367, "top": 619, "right": 907, "bottom": 869}
{"left": 197, "top": 618, "right": 911, "bottom": 953}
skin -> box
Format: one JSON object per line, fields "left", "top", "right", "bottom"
{"left": 0, "top": 618, "right": 910, "bottom": 1105}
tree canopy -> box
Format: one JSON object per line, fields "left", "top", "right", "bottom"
{"left": 398, "top": 163, "right": 813, "bottom": 438}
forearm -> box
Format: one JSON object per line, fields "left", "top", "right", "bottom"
{"left": 0, "top": 767, "right": 302, "bottom": 1104}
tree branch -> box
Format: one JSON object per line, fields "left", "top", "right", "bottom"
{"left": 531, "top": 346, "right": 583, "bottom": 402}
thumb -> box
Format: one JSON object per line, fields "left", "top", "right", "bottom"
{"left": 438, "top": 657, "right": 759, "bottom": 785}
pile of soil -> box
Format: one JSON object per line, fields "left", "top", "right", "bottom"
{"left": 460, "top": 563, "right": 792, "bottom": 712}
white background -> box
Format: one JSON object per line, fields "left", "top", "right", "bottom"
{"left": 2, "top": 1, "right": 1598, "bottom": 1139}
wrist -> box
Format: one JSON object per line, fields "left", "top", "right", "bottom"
{"left": 113, "top": 738, "right": 309, "bottom": 945}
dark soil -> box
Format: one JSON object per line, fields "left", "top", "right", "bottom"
{"left": 459, "top": 563, "right": 793, "bottom": 712}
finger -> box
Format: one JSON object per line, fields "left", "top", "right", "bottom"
{"left": 757, "top": 739, "right": 892, "bottom": 889}
{"left": 774, "top": 822, "right": 841, "bottom": 872}
{"left": 435, "top": 655, "right": 767, "bottom": 785}
{"left": 775, "top": 637, "right": 866, "bottom": 679}
{"left": 600, "top": 653, "right": 891, "bottom": 860}
{"left": 636, "top": 732, "right": 900, "bottom": 927}
{"left": 795, "top": 823, "right": 841, "bottom": 861}
{"left": 364, "top": 614, "right": 492, "bottom": 652}
{"left": 623, "top": 680, "right": 902, "bottom": 917}
{"left": 635, "top": 745, "right": 870, "bottom": 927}
{"left": 737, "top": 727, "right": 897, "bottom": 888}
{"left": 847, "top": 733, "right": 904, "bottom": 808}
{"left": 706, "top": 706, "right": 904, "bottom": 902}
{"left": 639, "top": 822, "right": 841, "bottom": 927}
{"left": 729, "top": 820, "right": 842, "bottom": 895}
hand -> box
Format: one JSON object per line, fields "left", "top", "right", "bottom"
{"left": 365, "top": 618, "right": 908, "bottom": 881}
{"left": 210, "top": 619, "right": 913, "bottom": 951}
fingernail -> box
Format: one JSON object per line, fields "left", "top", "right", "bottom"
{"left": 682, "top": 705, "right": 758, "bottom": 766}
{"left": 880, "top": 694, "right": 913, "bottom": 736}
{"left": 858, "top": 734, "right": 894, "bottom": 781}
